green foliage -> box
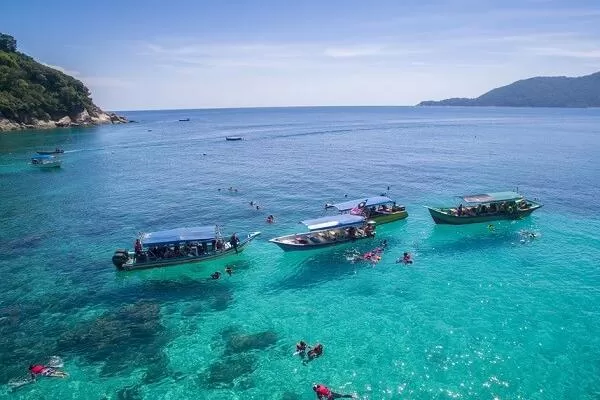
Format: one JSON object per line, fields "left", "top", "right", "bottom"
{"left": 418, "top": 72, "right": 600, "bottom": 108}
{"left": 0, "top": 33, "right": 96, "bottom": 123}
{"left": 0, "top": 33, "right": 17, "bottom": 52}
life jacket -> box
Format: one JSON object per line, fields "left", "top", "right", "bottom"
{"left": 30, "top": 365, "right": 45, "bottom": 374}
{"left": 316, "top": 385, "right": 331, "bottom": 397}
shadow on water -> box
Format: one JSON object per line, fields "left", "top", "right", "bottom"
{"left": 198, "top": 326, "right": 279, "bottom": 390}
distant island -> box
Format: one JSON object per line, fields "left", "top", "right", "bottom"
{"left": 0, "top": 33, "right": 127, "bottom": 132}
{"left": 418, "top": 71, "right": 600, "bottom": 108}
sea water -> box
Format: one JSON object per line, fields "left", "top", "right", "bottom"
{"left": 0, "top": 106, "right": 599, "bottom": 399}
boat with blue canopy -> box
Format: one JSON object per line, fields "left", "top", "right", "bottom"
{"left": 112, "top": 225, "right": 261, "bottom": 271}
{"left": 269, "top": 214, "right": 376, "bottom": 251}
{"left": 425, "top": 191, "right": 542, "bottom": 225}
{"left": 30, "top": 154, "right": 61, "bottom": 168}
{"left": 325, "top": 195, "right": 408, "bottom": 224}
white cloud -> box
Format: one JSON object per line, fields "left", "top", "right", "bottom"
{"left": 41, "top": 62, "right": 80, "bottom": 77}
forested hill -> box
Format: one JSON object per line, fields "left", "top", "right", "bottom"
{"left": 418, "top": 71, "right": 600, "bottom": 108}
{"left": 0, "top": 33, "right": 126, "bottom": 131}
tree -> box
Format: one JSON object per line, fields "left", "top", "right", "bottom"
{"left": 0, "top": 33, "right": 17, "bottom": 52}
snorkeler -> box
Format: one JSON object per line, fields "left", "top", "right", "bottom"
{"left": 397, "top": 252, "right": 413, "bottom": 264}
{"left": 312, "top": 384, "right": 355, "bottom": 399}
{"left": 304, "top": 343, "right": 324, "bottom": 364}
{"left": 225, "top": 266, "right": 233, "bottom": 276}
{"left": 295, "top": 340, "right": 308, "bottom": 357}
{"left": 29, "top": 364, "right": 68, "bottom": 380}
{"left": 210, "top": 271, "right": 221, "bottom": 280}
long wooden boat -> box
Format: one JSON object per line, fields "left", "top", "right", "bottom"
{"left": 325, "top": 195, "right": 408, "bottom": 224}
{"left": 225, "top": 136, "right": 243, "bottom": 141}
{"left": 269, "top": 215, "right": 376, "bottom": 251}
{"left": 31, "top": 155, "right": 61, "bottom": 168}
{"left": 36, "top": 148, "right": 64, "bottom": 155}
{"left": 425, "top": 191, "right": 542, "bottom": 225}
{"left": 112, "top": 226, "right": 260, "bottom": 271}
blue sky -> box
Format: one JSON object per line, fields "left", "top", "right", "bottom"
{"left": 2, "top": 0, "right": 599, "bottom": 110}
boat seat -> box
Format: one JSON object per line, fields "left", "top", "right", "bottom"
{"left": 309, "top": 236, "right": 321, "bottom": 244}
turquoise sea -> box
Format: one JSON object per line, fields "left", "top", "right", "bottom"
{"left": 0, "top": 106, "right": 599, "bottom": 399}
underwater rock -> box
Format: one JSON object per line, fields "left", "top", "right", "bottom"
{"left": 224, "top": 331, "right": 278, "bottom": 355}
{"left": 201, "top": 353, "right": 257, "bottom": 389}
{"left": 116, "top": 384, "right": 142, "bottom": 400}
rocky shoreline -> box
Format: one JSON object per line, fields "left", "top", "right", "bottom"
{"left": 0, "top": 108, "right": 129, "bottom": 132}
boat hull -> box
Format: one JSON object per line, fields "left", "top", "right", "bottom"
{"left": 371, "top": 210, "right": 408, "bottom": 224}
{"left": 269, "top": 231, "right": 375, "bottom": 251}
{"left": 31, "top": 162, "right": 61, "bottom": 168}
{"left": 426, "top": 204, "right": 541, "bottom": 225}
{"left": 116, "top": 232, "right": 260, "bottom": 271}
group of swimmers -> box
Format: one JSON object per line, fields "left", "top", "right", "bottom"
{"left": 210, "top": 266, "right": 233, "bottom": 280}
{"left": 294, "top": 342, "right": 356, "bottom": 398}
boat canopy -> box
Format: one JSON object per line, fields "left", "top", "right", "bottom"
{"left": 142, "top": 226, "right": 217, "bottom": 246}
{"left": 31, "top": 154, "right": 55, "bottom": 160}
{"left": 462, "top": 192, "right": 523, "bottom": 203}
{"left": 327, "top": 196, "right": 394, "bottom": 212}
{"left": 301, "top": 214, "right": 365, "bottom": 231}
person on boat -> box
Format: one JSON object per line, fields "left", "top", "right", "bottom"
{"left": 305, "top": 343, "right": 323, "bottom": 362}
{"left": 210, "top": 271, "right": 221, "bottom": 280}
{"left": 229, "top": 233, "right": 240, "bottom": 253}
{"left": 364, "top": 224, "right": 375, "bottom": 238}
{"left": 457, "top": 204, "right": 464, "bottom": 216}
{"left": 312, "top": 384, "right": 354, "bottom": 399}
{"left": 225, "top": 266, "right": 233, "bottom": 276}
{"left": 134, "top": 239, "right": 143, "bottom": 260}
{"left": 29, "top": 364, "right": 68, "bottom": 380}
{"left": 266, "top": 215, "right": 274, "bottom": 224}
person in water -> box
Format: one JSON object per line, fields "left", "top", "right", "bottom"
{"left": 304, "top": 343, "right": 323, "bottom": 364}
{"left": 266, "top": 214, "right": 274, "bottom": 224}
{"left": 29, "top": 364, "right": 68, "bottom": 380}
{"left": 210, "top": 271, "right": 221, "bottom": 280}
{"left": 312, "top": 384, "right": 355, "bottom": 399}
{"left": 295, "top": 340, "right": 308, "bottom": 357}
{"left": 225, "top": 266, "right": 233, "bottom": 276}
{"left": 397, "top": 252, "right": 413, "bottom": 264}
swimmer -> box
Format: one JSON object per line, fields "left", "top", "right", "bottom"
{"left": 266, "top": 215, "right": 274, "bottom": 223}
{"left": 397, "top": 252, "right": 413, "bottom": 264}
{"left": 312, "top": 383, "right": 355, "bottom": 399}
{"left": 29, "top": 364, "right": 68, "bottom": 380}
{"left": 294, "top": 340, "right": 308, "bottom": 357}
{"left": 210, "top": 271, "right": 221, "bottom": 280}
{"left": 488, "top": 224, "right": 495, "bottom": 232}
{"left": 250, "top": 201, "right": 254, "bottom": 206}
{"left": 225, "top": 266, "right": 233, "bottom": 276}
{"left": 305, "top": 343, "right": 323, "bottom": 363}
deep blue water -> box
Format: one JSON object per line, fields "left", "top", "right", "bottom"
{"left": 0, "top": 106, "right": 599, "bottom": 399}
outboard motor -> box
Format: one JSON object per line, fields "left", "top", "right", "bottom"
{"left": 112, "top": 249, "right": 129, "bottom": 269}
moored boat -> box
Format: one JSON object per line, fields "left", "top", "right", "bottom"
{"left": 112, "top": 226, "right": 261, "bottom": 271}
{"left": 269, "top": 215, "right": 376, "bottom": 251}
{"left": 425, "top": 191, "right": 542, "bottom": 225}
{"left": 225, "top": 136, "right": 243, "bottom": 141}
{"left": 30, "top": 154, "right": 61, "bottom": 168}
{"left": 325, "top": 196, "right": 408, "bottom": 224}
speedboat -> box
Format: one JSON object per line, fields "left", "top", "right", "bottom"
{"left": 325, "top": 196, "right": 408, "bottom": 224}
{"left": 269, "top": 215, "right": 376, "bottom": 251}
{"left": 425, "top": 191, "right": 542, "bottom": 225}
{"left": 30, "top": 155, "right": 61, "bottom": 168}
{"left": 112, "top": 226, "right": 261, "bottom": 271}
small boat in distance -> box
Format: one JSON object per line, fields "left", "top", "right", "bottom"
{"left": 225, "top": 136, "right": 243, "bottom": 141}
{"left": 178, "top": 118, "right": 190, "bottom": 122}
{"left": 425, "top": 191, "right": 542, "bottom": 225}
{"left": 31, "top": 155, "right": 61, "bottom": 168}
{"left": 112, "top": 226, "right": 261, "bottom": 271}
{"left": 36, "top": 148, "right": 64, "bottom": 155}
{"left": 325, "top": 196, "right": 408, "bottom": 225}
{"left": 269, "top": 215, "right": 376, "bottom": 251}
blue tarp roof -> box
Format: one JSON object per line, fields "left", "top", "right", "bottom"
{"left": 327, "top": 196, "right": 394, "bottom": 212}
{"left": 142, "top": 226, "right": 216, "bottom": 246}
{"left": 301, "top": 214, "right": 365, "bottom": 231}
{"left": 462, "top": 192, "right": 523, "bottom": 203}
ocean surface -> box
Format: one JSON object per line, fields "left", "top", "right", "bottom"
{"left": 0, "top": 106, "right": 599, "bottom": 399}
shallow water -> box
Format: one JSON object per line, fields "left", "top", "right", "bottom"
{"left": 0, "top": 106, "right": 599, "bottom": 399}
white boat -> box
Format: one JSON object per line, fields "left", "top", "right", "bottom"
{"left": 30, "top": 155, "right": 61, "bottom": 168}
{"left": 112, "top": 226, "right": 261, "bottom": 271}
{"left": 269, "top": 215, "right": 376, "bottom": 251}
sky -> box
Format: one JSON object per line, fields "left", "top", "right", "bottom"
{"left": 1, "top": 0, "right": 599, "bottom": 110}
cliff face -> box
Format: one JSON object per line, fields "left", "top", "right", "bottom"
{"left": 0, "top": 33, "right": 127, "bottom": 132}
{"left": 418, "top": 71, "right": 600, "bottom": 108}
